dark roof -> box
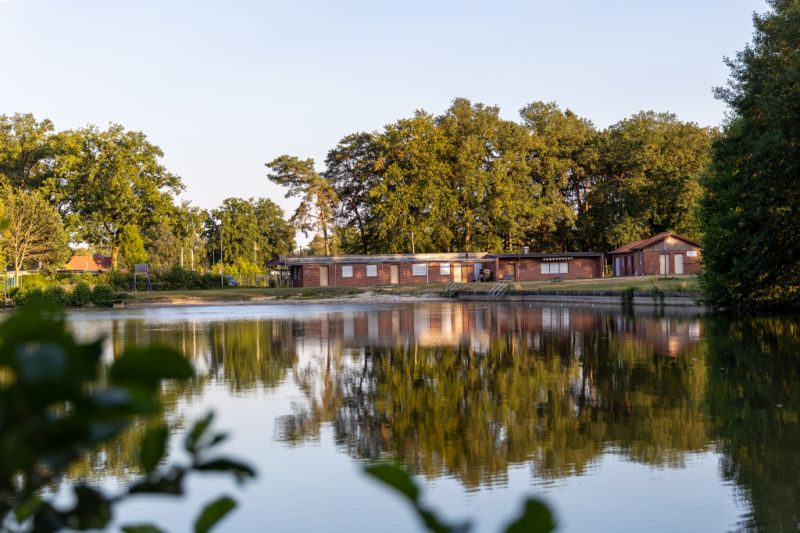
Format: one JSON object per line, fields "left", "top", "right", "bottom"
{"left": 273, "top": 252, "right": 488, "bottom": 266}
{"left": 489, "top": 252, "right": 603, "bottom": 259}
{"left": 608, "top": 232, "right": 701, "bottom": 255}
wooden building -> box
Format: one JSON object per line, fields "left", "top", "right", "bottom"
{"left": 488, "top": 252, "right": 605, "bottom": 282}
{"left": 275, "top": 251, "right": 604, "bottom": 288}
{"left": 608, "top": 232, "right": 701, "bottom": 277}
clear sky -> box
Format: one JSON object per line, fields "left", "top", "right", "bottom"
{"left": 0, "top": 0, "right": 767, "bottom": 217}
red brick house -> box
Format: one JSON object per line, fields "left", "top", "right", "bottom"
{"left": 488, "top": 252, "right": 604, "bottom": 282}
{"left": 65, "top": 254, "right": 113, "bottom": 272}
{"left": 276, "top": 251, "right": 604, "bottom": 288}
{"left": 608, "top": 232, "right": 701, "bottom": 277}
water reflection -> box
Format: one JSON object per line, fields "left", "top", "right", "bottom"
{"left": 66, "top": 303, "right": 800, "bottom": 531}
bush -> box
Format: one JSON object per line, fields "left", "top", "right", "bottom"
{"left": 70, "top": 281, "right": 93, "bottom": 306}
{"left": 43, "top": 285, "right": 67, "bottom": 305}
{"left": 91, "top": 284, "right": 116, "bottom": 307}
{"left": 11, "top": 287, "right": 43, "bottom": 306}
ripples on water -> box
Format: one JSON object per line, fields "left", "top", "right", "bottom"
{"left": 65, "top": 302, "right": 800, "bottom": 532}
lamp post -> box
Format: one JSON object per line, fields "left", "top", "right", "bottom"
{"left": 214, "top": 217, "right": 223, "bottom": 287}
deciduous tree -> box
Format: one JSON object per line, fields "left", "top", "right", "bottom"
{"left": 0, "top": 187, "right": 69, "bottom": 278}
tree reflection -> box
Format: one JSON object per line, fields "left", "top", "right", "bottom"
{"left": 705, "top": 315, "right": 800, "bottom": 531}
{"left": 277, "top": 305, "right": 710, "bottom": 487}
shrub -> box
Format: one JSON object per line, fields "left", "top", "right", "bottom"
{"left": 70, "top": 281, "right": 93, "bottom": 306}
{"left": 12, "top": 287, "right": 43, "bottom": 306}
{"left": 91, "top": 284, "right": 116, "bottom": 307}
{"left": 621, "top": 287, "right": 636, "bottom": 306}
{"left": 43, "top": 285, "right": 67, "bottom": 305}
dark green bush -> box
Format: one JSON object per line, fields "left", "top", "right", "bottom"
{"left": 621, "top": 287, "right": 636, "bottom": 306}
{"left": 92, "top": 284, "right": 116, "bottom": 307}
{"left": 70, "top": 281, "right": 93, "bottom": 306}
{"left": 12, "top": 287, "right": 43, "bottom": 306}
{"left": 43, "top": 285, "right": 67, "bottom": 305}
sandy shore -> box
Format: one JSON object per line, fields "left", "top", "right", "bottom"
{"left": 122, "top": 290, "right": 449, "bottom": 308}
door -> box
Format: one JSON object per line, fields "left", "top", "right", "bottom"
{"left": 452, "top": 263, "right": 462, "bottom": 282}
{"left": 659, "top": 255, "right": 668, "bottom": 276}
{"left": 390, "top": 264, "right": 399, "bottom": 285}
{"left": 319, "top": 265, "right": 329, "bottom": 287}
{"left": 473, "top": 263, "right": 482, "bottom": 282}
{"left": 615, "top": 257, "right": 621, "bottom": 277}
{"left": 674, "top": 253, "right": 684, "bottom": 275}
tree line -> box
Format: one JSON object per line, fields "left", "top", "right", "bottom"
{"left": 0, "top": 117, "right": 295, "bottom": 277}
{"left": 268, "top": 101, "right": 714, "bottom": 256}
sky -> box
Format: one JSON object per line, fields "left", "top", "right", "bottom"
{"left": 0, "top": 0, "right": 768, "bottom": 219}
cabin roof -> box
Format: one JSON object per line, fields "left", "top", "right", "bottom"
{"left": 272, "top": 252, "right": 488, "bottom": 265}
{"left": 608, "top": 232, "right": 701, "bottom": 255}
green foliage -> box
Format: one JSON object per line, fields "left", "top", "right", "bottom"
{"left": 91, "top": 284, "right": 116, "bottom": 307}
{"left": 366, "top": 463, "right": 554, "bottom": 533}
{"left": 43, "top": 284, "right": 67, "bottom": 305}
{"left": 70, "top": 281, "right": 93, "bottom": 306}
{"left": 204, "top": 197, "right": 295, "bottom": 268}
{"left": 266, "top": 156, "right": 338, "bottom": 255}
{"left": 701, "top": 0, "right": 800, "bottom": 309}
{"left": 0, "top": 303, "right": 255, "bottom": 531}
{"left": 118, "top": 224, "right": 148, "bottom": 268}
{"left": 621, "top": 286, "right": 636, "bottom": 306}
{"left": 0, "top": 186, "right": 69, "bottom": 275}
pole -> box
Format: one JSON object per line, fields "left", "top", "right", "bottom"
{"left": 411, "top": 231, "right": 415, "bottom": 254}
{"left": 219, "top": 222, "right": 224, "bottom": 287}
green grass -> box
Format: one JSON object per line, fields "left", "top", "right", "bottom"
{"left": 463, "top": 275, "right": 700, "bottom": 294}
{"left": 122, "top": 275, "right": 700, "bottom": 303}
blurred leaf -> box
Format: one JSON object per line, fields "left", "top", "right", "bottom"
{"left": 109, "top": 346, "right": 194, "bottom": 391}
{"left": 65, "top": 485, "right": 112, "bottom": 530}
{"left": 195, "top": 458, "right": 256, "bottom": 483}
{"left": 122, "top": 525, "right": 167, "bottom": 533}
{"left": 14, "top": 495, "right": 42, "bottom": 522}
{"left": 129, "top": 469, "right": 185, "bottom": 495}
{"left": 185, "top": 411, "right": 214, "bottom": 454}
{"left": 140, "top": 425, "right": 170, "bottom": 474}
{"left": 194, "top": 496, "right": 236, "bottom": 533}
{"left": 365, "top": 463, "right": 420, "bottom": 502}
{"left": 504, "top": 499, "right": 556, "bottom": 533}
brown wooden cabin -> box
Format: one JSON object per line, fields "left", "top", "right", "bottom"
{"left": 488, "top": 252, "right": 604, "bottom": 282}
{"left": 608, "top": 232, "right": 701, "bottom": 277}
{"left": 274, "top": 251, "right": 604, "bottom": 288}
{"left": 275, "top": 253, "right": 488, "bottom": 288}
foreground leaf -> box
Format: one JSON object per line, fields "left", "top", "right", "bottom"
{"left": 140, "top": 425, "right": 170, "bottom": 474}
{"left": 194, "top": 496, "right": 236, "bottom": 533}
{"left": 504, "top": 499, "right": 556, "bottom": 533}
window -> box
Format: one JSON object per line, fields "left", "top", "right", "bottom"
{"left": 687, "top": 250, "right": 698, "bottom": 257}
{"left": 439, "top": 263, "right": 451, "bottom": 276}
{"left": 366, "top": 264, "right": 378, "bottom": 277}
{"left": 412, "top": 263, "right": 428, "bottom": 276}
{"left": 341, "top": 265, "right": 353, "bottom": 278}
{"left": 541, "top": 261, "right": 568, "bottom": 274}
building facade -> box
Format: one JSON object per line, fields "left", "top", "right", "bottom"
{"left": 608, "top": 232, "right": 701, "bottom": 277}
{"left": 275, "top": 251, "right": 604, "bottom": 288}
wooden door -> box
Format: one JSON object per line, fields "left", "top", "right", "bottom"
{"left": 659, "top": 255, "right": 668, "bottom": 276}
{"left": 319, "top": 265, "right": 329, "bottom": 286}
{"left": 674, "top": 253, "right": 684, "bottom": 275}
{"left": 452, "top": 263, "right": 462, "bottom": 282}
{"left": 390, "top": 264, "right": 399, "bottom": 284}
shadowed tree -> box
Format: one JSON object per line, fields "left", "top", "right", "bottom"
{"left": 267, "top": 156, "right": 338, "bottom": 255}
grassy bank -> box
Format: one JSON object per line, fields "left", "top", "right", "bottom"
{"left": 120, "top": 276, "right": 700, "bottom": 304}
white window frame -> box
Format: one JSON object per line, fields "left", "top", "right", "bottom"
{"left": 439, "top": 263, "right": 451, "bottom": 276}
{"left": 341, "top": 265, "right": 353, "bottom": 278}
{"left": 412, "top": 263, "right": 428, "bottom": 276}
{"left": 687, "top": 250, "right": 698, "bottom": 257}
{"left": 541, "top": 261, "right": 568, "bottom": 274}
{"left": 366, "top": 264, "right": 378, "bottom": 277}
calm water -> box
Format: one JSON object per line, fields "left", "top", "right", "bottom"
{"left": 64, "top": 302, "right": 799, "bottom": 532}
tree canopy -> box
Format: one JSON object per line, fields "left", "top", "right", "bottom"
{"left": 701, "top": 0, "right": 800, "bottom": 309}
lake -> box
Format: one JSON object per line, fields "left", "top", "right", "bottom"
{"left": 65, "top": 302, "right": 800, "bottom": 532}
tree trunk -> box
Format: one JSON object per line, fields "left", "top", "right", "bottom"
{"left": 322, "top": 224, "right": 330, "bottom": 256}
{"left": 111, "top": 245, "right": 120, "bottom": 270}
